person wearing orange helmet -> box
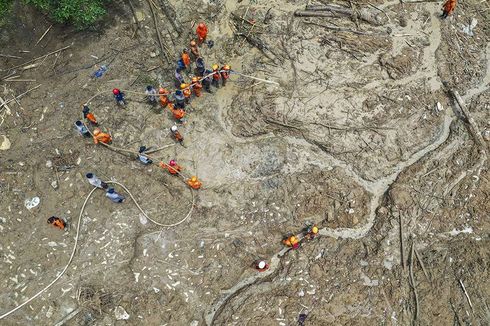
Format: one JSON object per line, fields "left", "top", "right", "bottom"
{"left": 283, "top": 234, "right": 300, "bottom": 249}
{"left": 168, "top": 102, "right": 185, "bottom": 121}
{"left": 187, "top": 176, "right": 202, "bottom": 190}
{"left": 47, "top": 216, "right": 66, "bottom": 230}
{"left": 212, "top": 64, "right": 221, "bottom": 88}
{"left": 196, "top": 22, "right": 208, "bottom": 45}
{"left": 191, "top": 77, "right": 203, "bottom": 97}
{"left": 93, "top": 128, "right": 112, "bottom": 144}
{"left": 190, "top": 39, "right": 199, "bottom": 57}
{"left": 82, "top": 105, "right": 97, "bottom": 125}
{"left": 181, "top": 83, "right": 192, "bottom": 101}
{"left": 220, "top": 64, "right": 231, "bottom": 86}
{"left": 159, "top": 87, "right": 170, "bottom": 107}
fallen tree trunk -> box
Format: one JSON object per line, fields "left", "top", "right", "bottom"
{"left": 295, "top": 4, "right": 386, "bottom": 26}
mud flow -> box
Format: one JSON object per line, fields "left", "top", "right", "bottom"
{"left": 0, "top": 0, "right": 489, "bottom": 325}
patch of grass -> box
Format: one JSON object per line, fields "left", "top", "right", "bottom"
{"left": 0, "top": 0, "right": 13, "bottom": 25}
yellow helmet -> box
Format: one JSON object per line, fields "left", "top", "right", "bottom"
{"left": 191, "top": 176, "right": 197, "bottom": 182}
{"left": 212, "top": 64, "right": 219, "bottom": 70}
{"left": 192, "top": 77, "right": 198, "bottom": 83}
{"left": 312, "top": 226, "right": 319, "bottom": 234}
{"left": 223, "top": 64, "right": 230, "bottom": 70}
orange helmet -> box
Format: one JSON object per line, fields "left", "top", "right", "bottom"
{"left": 223, "top": 65, "right": 230, "bottom": 70}
{"left": 192, "top": 77, "right": 199, "bottom": 83}
{"left": 93, "top": 128, "right": 101, "bottom": 135}
{"left": 159, "top": 87, "right": 166, "bottom": 94}
{"left": 190, "top": 40, "right": 197, "bottom": 46}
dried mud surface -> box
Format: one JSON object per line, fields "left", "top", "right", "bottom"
{"left": 0, "top": 0, "right": 489, "bottom": 325}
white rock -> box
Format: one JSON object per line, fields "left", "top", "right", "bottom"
{"left": 0, "top": 135, "right": 11, "bottom": 150}
{"left": 24, "top": 197, "right": 40, "bottom": 210}
{"left": 114, "top": 306, "right": 130, "bottom": 320}
{"left": 46, "top": 160, "right": 53, "bottom": 168}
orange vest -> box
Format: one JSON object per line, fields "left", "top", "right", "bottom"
{"left": 183, "top": 88, "right": 191, "bottom": 98}
{"left": 168, "top": 164, "right": 181, "bottom": 175}
{"left": 182, "top": 53, "right": 191, "bottom": 66}
{"left": 196, "top": 25, "right": 208, "bottom": 39}
{"left": 94, "top": 133, "right": 112, "bottom": 144}
{"left": 86, "top": 113, "right": 97, "bottom": 124}
{"left": 187, "top": 179, "right": 202, "bottom": 189}
{"left": 173, "top": 109, "right": 185, "bottom": 120}
{"left": 443, "top": 0, "right": 456, "bottom": 13}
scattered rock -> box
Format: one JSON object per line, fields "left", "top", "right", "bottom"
{"left": 114, "top": 306, "right": 130, "bottom": 320}
{"left": 51, "top": 180, "right": 58, "bottom": 189}
{"left": 0, "top": 135, "right": 11, "bottom": 150}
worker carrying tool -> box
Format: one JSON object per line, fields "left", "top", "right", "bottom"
{"left": 191, "top": 77, "right": 203, "bottom": 97}
{"left": 187, "top": 176, "right": 202, "bottom": 190}
{"left": 283, "top": 234, "right": 300, "bottom": 249}
{"left": 181, "top": 83, "right": 192, "bottom": 101}
{"left": 145, "top": 85, "right": 157, "bottom": 104}
{"left": 106, "top": 188, "right": 125, "bottom": 203}
{"left": 196, "top": 22, "right": 208, "bottom": 45}
{"left": 112, "top": 88, "right": 126, "bottom": 106}
{"left": 93, "top": 128, "right": 112, "bottom": 144}
{"left": 304, "top": 225, "right": 319, "bottom": 240}
{"left": 220, "top": 65, "right": 231, "bottom": 86}
{"left": 182, "top": 49, "right": 191, "bottom": 70}
{"left": 159, "top": 87, "right": 170, "bottom": 107}
{"left": 47, "top": 216, "right": 66, "bottom": 230}
{"left": 174, "top": 90, "right": 186, "bottom": 109}
{"left": 190, "top": 40, "right": 199, "bottom": 57}
{"left": 75, "top": 121, "right": 90, "bottom": 137}
{"left": 159, "top": 160, "right": 182, "bottom": 175}
{"left": 212, "top": 64, "right": 221, "bottom": 88}
{"left": 138, "top": 146, "right": 153, "bottom": 165}
{"left": 170, "top": 125, "right": 184, "bottom": 144}
{"left": 82, "top": 105, "right": 98, "bottom": 125}
{"left": 168, "top": 103, "right": 186, "bottom": 121}
{"left": 254, "top": 260, "right": 269, "bottom": 272}
{"left": 441, "top": 0, "right": 457, "bottom": 18}
{"left": 86, "top": 173, "right": 108, "bottom": 189}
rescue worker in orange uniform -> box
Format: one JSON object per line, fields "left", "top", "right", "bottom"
{"left": 191, "top": 77, "right": 203, "bottom": 97}
{"left": 182, "top": 49, "right": 191, "bottom": 70}
{"left": 168, "top": 103, "right": 186, "bottom": 121}
{"left": 82, "top": 105, "right": 97, "bottom": 125}
{"left": 170, "top": 125, "right": 184, "bottom": 144}
{"left": 47, "top": 216, "right": 66, "bottom": 230}
{"left": 196, "top": 22, "right": 208, "bottom": 45}
{"left": 220, "top": 65, "right": 231, "bottom": 86}
{"left": 283, "top": 234, "right": 300, "bottom": 249}
{"left": 190, "top": 40, "right": 199, "bottom": 58}
{"left": 441, "top": 0, "right": 457, "bottom": 18}
{"left": 254, "top": 260, "right": 269, "bottom": 272}
{"left": 93, "top": 128, "right": 112, "bottom": 144}
{"left": 181, "top": 83, "right": 192, "bottom": 102}
{"left": 159, "top": 87, "right": 170, "bottom": 108}
{"left": 160, "top": 160, "right": 182, "bottom": 175}
{"left": 212, "top": 64, "right": 221, "bottom": 88}
{"left": 187, "top": 176, "right": 202, "bottom": 190}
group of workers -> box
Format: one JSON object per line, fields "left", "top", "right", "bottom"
{"left": 72, "top": 22, "right": 237, "bottom": 196}
{"left": 253, "top": 224, "right": 320, "bottom": 272}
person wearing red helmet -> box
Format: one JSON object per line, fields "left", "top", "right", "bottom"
{"left": 113, "top": 88, "right": 126, "bottom": 106}
{"left": 159, "top": 159, "right": 182, "bottom": 175}
{"left": 196, "top": 22, "right": 208, "bottom": 45}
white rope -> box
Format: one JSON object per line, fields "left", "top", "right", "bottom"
{"left": 0, "top": 181, "right": 195, "bottom": 320}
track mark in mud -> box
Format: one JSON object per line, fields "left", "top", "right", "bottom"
{"left": 205, "top": 111, "right": 454, "bottom": 325}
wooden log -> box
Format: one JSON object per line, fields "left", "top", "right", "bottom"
{"left": 296, "top": 4, "right": 386, "bottom": 25}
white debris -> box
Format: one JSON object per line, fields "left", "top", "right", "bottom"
{"left": 45, "top": 306, "right": 54, "bottom": 318}
{"left": 24, "top": 197, "right": 40, "bottom": 210}
{"left": 153, "top": 287, "right": 160, "bottom": 293}
{"left": 48, "top": 242, "right": 57, "bottom": 247}
{"left": 114, "top": 306, "right": 130, "bottom": 320}
{"left": 139, "top": 214, "right": 148, "bottom": 225}
{"left": 298, "top": 289, "right": 304, "bottom": 297}
{"left": 190, "top": 321, "right": 199, "bottom": 326}
{"left": 134, "top": 272, "right": 140, "bottom": 282}
{"left": 462, "top": 18, "right": 478, "bottom": 36}
{"left": 435, "top": 102, "right": 444, "bottom": 112}
{"left": 51, "top": 180, "right": 58, "bottom": 189}
{"left": 448, "top": 227, "right": 473, "bottom": 236}
{"left": 0, "top": 135, "right": 11, "bottom": 150}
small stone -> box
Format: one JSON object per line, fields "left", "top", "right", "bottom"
{"left": 51, "top": 180, "right": 58, "bottom": 189}
{"left": 46, "top": 160, "right": 53, "bottom": 168}
{"left": 0, "top": 135, "right": 11, "bottom": 150}
{"left": 150, "top": 52, "right": 157, "bottom": 58}
{"left": 378, "top": 206, "right": 388, "bottom": 216}
{"left": 483, "top": 130, "right": 490, "bottom": 141}
{"left": 114, "top": 306, "right": 130, "bottom": 320}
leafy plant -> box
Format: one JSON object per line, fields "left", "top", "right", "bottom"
{"left": 0, "top": 0, "right": 13, "bottom": 25}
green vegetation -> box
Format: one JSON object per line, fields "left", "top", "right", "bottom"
{"left": 1, "top": 0, "right": 108, "bottom": 28}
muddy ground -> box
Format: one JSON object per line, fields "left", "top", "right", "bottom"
{"left": 0, "top": 0, "right": 489, "bottom": 325}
